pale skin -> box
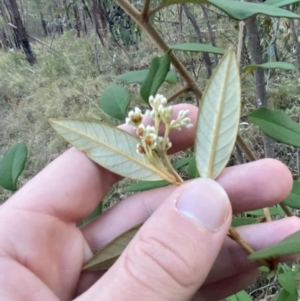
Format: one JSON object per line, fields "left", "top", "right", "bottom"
{"left": 0, "top": 104, "right": 299, "bottom": 301}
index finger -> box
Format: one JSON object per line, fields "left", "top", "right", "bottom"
{"left": 5, "top": 104, "right": 198, "bottom": 223}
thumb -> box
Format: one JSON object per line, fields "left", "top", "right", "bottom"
{"left": 82, "top": 178, "right": 232, "bottom": 301}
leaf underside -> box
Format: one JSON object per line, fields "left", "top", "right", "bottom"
{"left": 50, "top": 120, "right": 172, "bottom": 182}
{"left": 195, "top": 49, "right": 241, "bottom": 179}
{"left": 83, "top": 224, "right": 141, "bottom": 271}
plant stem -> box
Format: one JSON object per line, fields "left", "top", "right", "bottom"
{"left": 149, "top": 3, "right": 165, "bottom": 17}
{"left": 236, "top": 134, "right": 257, "bottom": 161}
{"left": 280, "top": 203, "right": 293, "bottom": 217}
{"left": 263, "top": 208, "right": 272, "bottom": 222}
{"left": 167, "top": 85, "right": 192, "bottom": 103}
{"left": 141, "top": 0, "right": 151, "bottom": 19}
{"left": 237, "top": 21, "right": 245, "bottom": 67}
{"left": 229, "top": 227, "right": 273, "bottom": 269}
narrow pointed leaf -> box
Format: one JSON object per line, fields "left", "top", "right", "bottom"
{"left": 243, "top": 62, "right": 294, "bottom": 77}
{"left": 77, "top": 201, "right": 103, "bottom": 227}
{"left": 0, "top": 142, "right": 27, "bottom": 191}
{"left": 195, "top": 49, "right": 241, "bottom": 179}
{"left": 140, "top": 52, "right": 171, "bottom": 103}
{"left": 160, "top": 0, "right": 300, "bottom": 20}
{"left": 83, "top": 224, "right": 141, "bottom": 270}
{"left": 173, "top": 157, "right": 193, "bottom": 169}
{"left": 248, "top": 230, "right": 300, "bottom": 260}
{"left": 100, "top": 84, "right": 130, "bottom": 120}
{"left": 283, "top": 181, "right": 300, "bottom": 209}
{"left": 249, "top": 108, "right": 300, "bottom": 147}
{"left": 264, "top": 0, "right": 300, "bottom": 7}
{"left": 231, "top": 217, "right": 258, "bottom": 227}
{"left": 116, "top": 70, "right": 177, "bottom": 84}
{"left": 50, "top": 120, "right": 175, "bottom": 182}
{"left": 208, "top": 0, "right": 300, "bottom": 20}
{"left": 125, "top": 180, "right": 170, "bottom": 192}
{"left": 246, "top": 207, "right": 285, "bottom": 217}
{"left": 187, "top": 156, "right": 200, "bottom": 178}
{"left": 170, "top": 43, "right": 225, "bottom": 55}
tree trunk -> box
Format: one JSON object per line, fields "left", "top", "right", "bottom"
{"left": 289, "top": 17, "right": 300, "bottom": 73}
{"left": 92, "top": 0, "right": 106, "bottom": 46}
{"left": 246, "top": 16, "right": 274, "bottom": 158}
{"left": 40, "top": 12, "right": 48, "bottom": 37}
{"left": 201, "top": 5, "right": 218, "bottom": 66}
{"left": 73, "top": 4, "right": 81, "bottom": 38}
{"left": 182, "top": 4, "right": 212, "bottom": 78}
{"left": 7, "top": 0, "right": 36, "bottom": 64}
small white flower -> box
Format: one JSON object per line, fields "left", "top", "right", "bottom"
{"left": 136, "top": 144, "right": 146, "bottom": 155}
{"left": 156, "top": 136, "right": 172, "bottom": 151}
{"left": 143, "top": 133, "right": 158, "bottom": 149}
{"left": 170, "top": 109, "right": 193, "bottom": 130}
{"left": 136, "top": 124, "right": 145, "bottom": 137}
{"left": 158, "top": 105, "right": 173, "bottom": 123}
{"left": 126, "top": 107, "right": 143, "bottom": 128}
{"left": 145, "top": 109, "right": 155, "bottom": 119}
{"left": 149, "top": 94, "right": 167, "bottom": 110}
{"left": 144, "top": 125, "right": 156, "bottom": 135}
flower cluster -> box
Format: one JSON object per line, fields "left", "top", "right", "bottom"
{"left": 125, "top": 94, "right": 193, "bottom": 158}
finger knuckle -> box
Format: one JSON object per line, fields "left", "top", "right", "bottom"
{"left": 124, "top": 233, "right": 196, "bottom": 289}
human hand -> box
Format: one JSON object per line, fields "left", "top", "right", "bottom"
{"left": 0, "top": 104, "right": 298, "bottom": 301}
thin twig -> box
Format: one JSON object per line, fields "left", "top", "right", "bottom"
{"left": 237, "top": 21, "right": 245, "bottom": 67}
{"left": 280, "top": 203, "right": 293, "bottom": 217}
{"left": 167, "top": 85, "right": 192, "bottom": 103}
{"left": 236, "top": 135, "right": 257, "bottom": 161}
{"left": 263, "top": 208, "right": 272, "bottom": 222}
{"left": 149, "top": 3, "right": 165, "bottom": 17}
{"left": 229, "top": 227, "right": 273, "bottom": 269}
{"left": 141, "top": 0, "right": 151, "bottom": 19}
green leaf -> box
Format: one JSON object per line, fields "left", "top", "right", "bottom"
{"left": 249, "top": 108, "right": 300, "bottom": 147}
{"left": 173, "top": 157, "right": 193, "bottom": 170}
{"left": 100, "top": 84, "right": 131, "bottom": 120}
{"left": 195, "top": 49, "right": 241, "bottom": 179}
{"left": 236, "top": 290, "right": 253, "bottom": 301}
{"left": 170, "top": 43, "right": 225, "bottom": 54}
{"left": 264, "top": 0, "right": 300, "bottom": 7}
{"left": 226, "top": 295, "right": 238, "bottom": 301}
{"left": 243, "top": 62, "right": 294, "bottom": 77}
{"left": 208, "top": 0, "right": 300, "bottom": 20}
{"left": 248, "top": 230, "right": 300, "bottom": 260}
{"left": 226, "top": 291, "right": 252, "bottom": 301}
{"left": 246, "top": 207, "right": 285, "bottom": 217}
{"left": 50, "top": 120, "right": 176, "bottom": 182}
{"left": 0, "top": 142, "right": 27, "bottom": 191}
{"left": 283, "top": 181, "right": 300, "bottom": 209}
{"left": 140, "top": 52, "right": 171, "bottom": 103}
{"left": 276, "top": 289, "right": 298, "bottom": 301}
{"left": 77, "top": 201, "right": 103, "bottom": 227}
{"left": 231, "top": 217, "right": 258, "bottom": 227}
{"left": 83, "top": 224, "right": 141, "bottom": 270}
{"left": 125, "top": 180, "right": 170, "bottom": 192}
{"left": 187, "top": 156, "right": 200, "bottom": 178}
{"left": 160, "top": 0, "right": 300, "bottom": 20}
{"left": 278, "top": 272, "right": 297, "bottom": 295}
{"left": 116, "top": 70, "right": 177, "bottom": 85}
